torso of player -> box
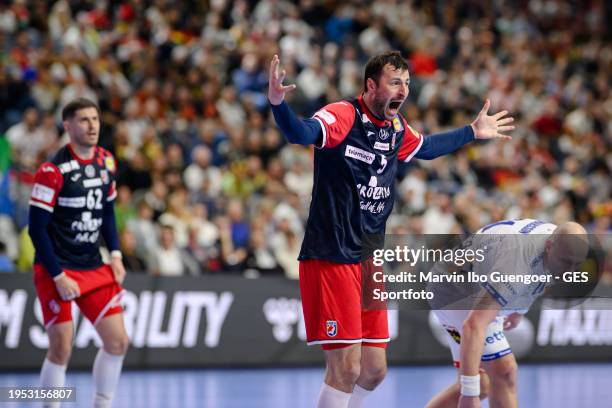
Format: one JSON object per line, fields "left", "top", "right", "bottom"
{"left": 30, "top": 145, "right": 117, "bottom": 269}
{"left": 475, "top": 218, "right": 557, "bottom": 315}
{"left": 299, "top": 97, "right": 423, "bottom": 263}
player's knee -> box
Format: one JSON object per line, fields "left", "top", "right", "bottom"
{"left": 489, "top": 359, "right": 517, "bottom": 389}
{"left": 48, "top": 340, "right": 72, "bottom": 364}
{"left": 103, "top": 334, "right": 129, "bottom": 356}
{"left": 329, "top": 359, "right": 361, "bottom": 387}
{"left": 360, "top": 361, "right": 387, "bottom": 389}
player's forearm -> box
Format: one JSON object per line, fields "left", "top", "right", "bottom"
{"left": 101, "top": 203, "right": 120, "bottom": 252}
{"left": 415, "top": 125, "right": 475, "bottom": 160}
{"left": 28, "top": 206, "right": 63, "bottom": 278}
{"left": 270, "top": 101, "right": 322, "bottom": 145}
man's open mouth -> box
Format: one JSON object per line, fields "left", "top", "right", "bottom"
{"left": 388, "top": 101, "right": 402, "bottom": 110}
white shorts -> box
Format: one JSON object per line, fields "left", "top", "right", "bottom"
{"left": 433, "top": 309, "right": 512, "bottom": 367}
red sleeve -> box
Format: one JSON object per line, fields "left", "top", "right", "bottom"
{"left": 312, "top": 101, "right": 355, "bottom": 149}
{"left": 397, "top": 117, "right": 424, "bottom": 163}
{"left": 29, "top": 162, "right": 64, "bottom": 213}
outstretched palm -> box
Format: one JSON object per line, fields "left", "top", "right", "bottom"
{"left": 471, "top": 99, "right": 514, "bottom": 140}
{"left": 268, "top": 54, "right": 297, "bottom": 106}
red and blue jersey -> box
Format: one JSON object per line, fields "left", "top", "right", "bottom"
{"left": 29, "top": 145, "right": 117, "bottom": 270}
{"left": 298, "top": 96, "right": 423, "bottom": 263}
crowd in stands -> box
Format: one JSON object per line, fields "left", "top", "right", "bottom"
{"left": 0, "top": 0, "right": 609, "bottom": 279}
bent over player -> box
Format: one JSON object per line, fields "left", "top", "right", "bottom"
{"left": 29, "top": 98, "right": 129, "bottom": 408}
{"left": 268, "top": 51, "right": 515, "bottom": 408}
{"left": 426, "top": 219, "right": 589, "bottom": 408}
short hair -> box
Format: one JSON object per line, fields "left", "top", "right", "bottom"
{"left": 61, "top": 98, "right": 100, "bottom": 121}
{"left": 363, "top": 51, "right": 409, "bottom": 90}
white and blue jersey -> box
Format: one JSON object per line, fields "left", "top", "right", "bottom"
{"left": 432, "top": 218, "right": 557, "bottom": 364}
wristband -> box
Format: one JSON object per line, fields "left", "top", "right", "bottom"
{"left": 110, "top": 250, "right": 123, "bottom": 260}
{"left": 460, "top": 374, "right": 480, "bottom": 397}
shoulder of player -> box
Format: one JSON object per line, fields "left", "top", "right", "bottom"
{"left": 96, "top": 146, "right": 117, "bottom": 173}
{"left": 35, "top": 161, "right": 63, "bottom": 178}
{"left": 314, "top": 100, "right": 356, "bottom": 120}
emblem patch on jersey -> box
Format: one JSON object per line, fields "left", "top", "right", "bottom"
{"left": 104, "top": 156, "right": 116, "bottom": 172}
{"left": 391, "top": 133, "right": 397, "bottom": 149}
{"left": 345, "top": 145, "right": 375, "bottom": 164}
{"left": 326, "top": 320, "right": 338, "bottom": 337}
{"left": 32, "top": 183, "right": 55, "bottom": 204}
{"left": 374, "top": 142, "right": 390, "bottom": 151}
{"left": 85, "top": 165, "right": 96, "bottom": 178}
{"left": 49, "top": 299, "right": 61, "bottom": 314}
{"left": 100, "top": 170, "right": 109, "bottom": 184}
{"left": 393, "top": 117, "right": 402, "bottom": 131}
{"left": 379, "top": 129, "right": 390, "bottom": 140}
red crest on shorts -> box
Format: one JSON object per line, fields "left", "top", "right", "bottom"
{"left": 326, "top": 320, "right": 337, "bottom": 337}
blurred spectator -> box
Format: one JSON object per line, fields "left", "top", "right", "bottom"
{"left": 119, "top": 229, "right": 147, "bottom": 273}
{"left": 0, "top": 0, "right": 608, "bottom": 279}
{"left": 0, "top": 241, "right": 15, "bottom": 273}
{"left": 153, "top": 225, "right": 187, "bottom": 276}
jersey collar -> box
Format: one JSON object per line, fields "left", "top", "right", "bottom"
{"left": 67, "top": 143, "right": 97, "bottom": 164}
{"left": 357, "top": 94, "right": 392, "bottom": 128}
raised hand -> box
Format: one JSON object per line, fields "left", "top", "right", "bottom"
{"left": 268, "top": 54, "right": 296, "bottom": 106}
{"left": 470, "top": 99, "right": 514, "bottom": 140}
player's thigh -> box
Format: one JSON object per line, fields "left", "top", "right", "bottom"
{"left": 96, "top": 312, "right": 129, "bottom": 354}
{"left": 324, "top": 343, "right": 361, "bottom": 373}
{"left": 75, "top": 282, "right": 124, "bottom": 327}
{"left": 299, "top": 260, "right": 362, "bottom": 344}
{"left": 46, "top": 320, "right": 74, "bottom": 349}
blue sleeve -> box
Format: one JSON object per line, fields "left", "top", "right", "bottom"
{"left": 28, "top": 207, "right": 63, "bottom": 278}
{"left": 101, "top": 201, "right": 120, "bottom": 252}
{"left": 270, "top": 101, "right": 322, "bottom": 145}
{"left": 415, "top": 125, "right": 475, "bottom": 160}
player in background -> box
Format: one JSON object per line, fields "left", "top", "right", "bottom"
{"left": 268, "top": 50, "right": 515, "bottom": 408}
{"left": 425, "top": 219, "right": 589, "bottom": 408}
{"left": 29, "top": 98, "right": 129, "bottom": 408}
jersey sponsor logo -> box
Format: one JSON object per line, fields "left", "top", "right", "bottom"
{"left": 374, "top": 142, "right": 389, "bottom": 151}
{"left": 326, "top": 320, "right": 337, "bottom": 337}
{"left": 71, "top": 212, "right": 103, "bottom": 233}
{"left": 84, "top": 165, "right": 96, "bottom": 178}
{"left": 314, "top": 109, "right": 336, "bottom": 125}
{"left": 71, "top": 173, "right": 81, "bottom": 182}
{"left": 83, "top": 178, "right": 102, "bottom": 188}
{"left": 367, "top": 131, "right": 376, "bottom": 137}
{"left": 31, "top": 183, "right": 55, "bottom": 204}
{"left": 357, "top": 176, "right": 391, "bottom": 200}
{"left": 485, "top": 330, "right": 506, "bottom": 345}
{"left": 345, "top": 145, "right": 375, "bottom": 164}
{"left": 104, "top": 156, "right": 116, "bottom": 172}
{"left": 379, "top": 129, "right": 390, "bottom": 140}
{"left": 100, "top": 170, "right": 109, "bottom": 184}
{"left": 57, "top": 196, "right": 86, "bottom": 208}
{"left": 391, "top": 132, "right": 397, "bottom": 148}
